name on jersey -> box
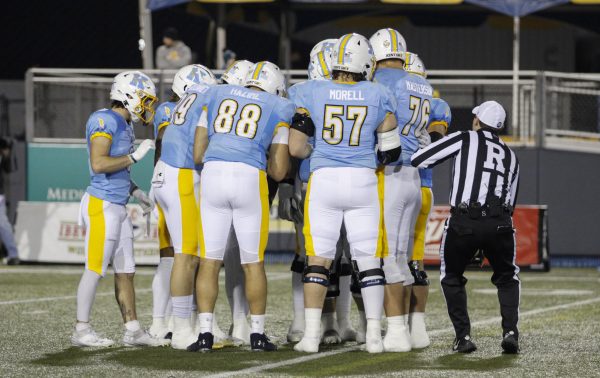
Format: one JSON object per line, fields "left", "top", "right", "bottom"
{"left": 405, "top": 81, "right": 433, "bottom": 96}
{"left": 230, "top": 88, "right": 260, "bottom": 100}
{"left": 329, "top": 90, "right": 365, "bottom": 101}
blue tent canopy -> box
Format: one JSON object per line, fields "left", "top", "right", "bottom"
{"left": 464, "top": 0, "right": 569, "bottom": 17}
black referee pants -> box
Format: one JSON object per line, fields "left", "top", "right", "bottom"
{"left": 440, "top": 213, "right": 520, "bottom": 339}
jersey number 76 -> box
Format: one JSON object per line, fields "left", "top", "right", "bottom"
{"left": 401, "top": 96, "right": 430, "bottom": 136}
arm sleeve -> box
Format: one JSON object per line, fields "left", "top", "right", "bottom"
{"left": 509, "top": 161, "right": 520, "bottom": 207}
{"left": 88, "top": 114, "right": 117, "bottom": 141}
{"left": 411, "top": 131, "right": 464, "bottom": 168}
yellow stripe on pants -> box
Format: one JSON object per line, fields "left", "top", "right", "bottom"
{"left": 178, "top": 169, "right": 199, "bottom": 256}
{"left": 376, "top": 168, "right": 388, "bottom": 259}
{"left": 258, "top": 170, "right": 269, "bottom": 261}
{"left": 87, "top": 195, "right": 105, "bottom": 275}
{"left": 412, "top": 186, "right": 433, "bottom": 261}
{"left": 156, "top": 203, "right": 171, "bottom": 250}
{"left": 303, "top": 175, "right": 315, "bottom": 256}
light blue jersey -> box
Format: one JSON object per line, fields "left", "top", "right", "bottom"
{"left": 289, "top": 80, "right": 396, "bottom": 172}
{"left": 153, "top": 101, "right": 176, "bottom": 139}
{"left": 288, "top": 83, "right": 312, "bottom": 183}
{"left": 203, "top": 84, "right": 295, "bottom": 170}
{"left": 160, "top": 84, "right": 211, "bottom": 170}
{"left": 374, "top": 68, "right": 433, "bottom": 166}
{"left": 419, "top": 97, "right": 452, "bottom": 188}
{"left": 85, "top": 109, "right": 134, "bottom": 205}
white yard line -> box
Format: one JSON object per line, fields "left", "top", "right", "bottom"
{"left": 206, "top": 296, "right": 600, "bottom": 378}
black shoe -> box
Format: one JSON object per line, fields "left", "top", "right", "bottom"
{"left": 187, "top": 332, "right": 213, "bottom": 352}
{"left": 164, "top": 332, "right": 172, "bottom": 340}
{"left": 251, "top": 333, "right": 277, "bottom": 352}
{"left": 453, "top": 335, "right": 477, "bottom": 353}
{"left": 6, "top": 257, "right": 20, "bottom": 266}
{"left": 501, "top": 331, "right": 519, "bottom": 354}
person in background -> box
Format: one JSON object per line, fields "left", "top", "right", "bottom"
{"left": 156, "top": 27, "right": 192, "bottom": 70}
{"left": 0, "top": 138, "right": 18, "bottom": 265}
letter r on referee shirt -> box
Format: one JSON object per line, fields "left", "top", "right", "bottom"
{"left": 483, "top": 141, "right": 505, "bottom": 173}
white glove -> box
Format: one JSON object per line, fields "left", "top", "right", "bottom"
{"left": 130, "top": 139, "right": 155, "bottom": 163}
{"left": 132, "top": 188, "right": 154, "bottom": 215}
{"left": 417, "top": 130, "right": 431, "bottom": 149}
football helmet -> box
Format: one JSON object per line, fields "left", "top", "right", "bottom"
{"left": 404, "top": 52, "right": 427, "bottom": 78}
{"left": 172, "top": 64, "right": 217, "bottom": 98}
{"left": 244, "top": 61, "right": 286, "bottom": 97}
{"left": 110, "top": 71, "right": 157, "bottom": 123}
{"left": 308, "top": 38, "right": 337, "bottom": 80}
{"left": 369, "top": 28, "right": 407, "bottom": 62}
{"left": 221, "top": 60, "right": 254, "bottom": 86}
{"left": 331, "top": 33, "right": 376, "bottom": 81}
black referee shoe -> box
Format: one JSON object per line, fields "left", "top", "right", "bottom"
{"left": 453, "top": 335, "right": 477, "bottom": 353}
{"left": 501, "top": 331, "right": 519, "bottom": 354}
{"left": 251, "top": 333, "right": 277, "bottom": 352}
{"left": 187, "top": 332, "right": 213, "bottom": 352}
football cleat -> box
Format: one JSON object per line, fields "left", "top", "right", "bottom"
{"left": 383, "top": 323, "right": 411, "bottom": 352}
{"left": 409, "top": 313, "right": 431, "bottom": 349}
{"left": 250, "top": 333, "right": 277, "bottom": 352}
{"left": 365, "top": 324, "right": 384, "bottom": 354}
{"left": 294, "top": 336, "right": 320, "bottom": 353}
{"left": 321, "top": 329, "right": 342, "bottom": 345}
{"left": 123, "top": 328, "right": 170, "bottom": 347}
{"left": 338, "top": 325, "right": 357, "bottom": 342}
{"left": 71, "top": 327, "right": 114, "bottom": 348}
{"left": 231, "top": 317, "right": 251, "bottom": 345}
{"left": 148, "top": 318, "right": 172, "bottom": 342}
{"left": 501, "top": 331, "right": 519, "bottom": 354}
{"left": 187, "top": 332, "right": 214, "bottom": 352}
{"left": 287, "top": 328, "right": 304, "bottom": 343}
{"left": 453, "top": 335, "right": 477, "bottom": 353}
{"left": 171, "top": 328, "right": 197, "bottom": 350}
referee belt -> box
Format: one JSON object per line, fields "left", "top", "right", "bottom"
{"left": 451, "top": 202, "right": 512, "bottom": 219}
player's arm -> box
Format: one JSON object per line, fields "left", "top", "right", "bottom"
{"left": 267, "top": 123, "right": 291, "bottom": 182}
{"left": 411, "top": 131, "right": 463, "bottom": 169}
{"left": 90, "top": 136, "right": 154, "bottom": 174}
{"left": 289, "top": 108, "right": 313, "bottom": 159}
{"left": 193, "top": 109, "right": 209, "bottom": 165}
{"left": 376, "top": 112, "right": 402, "bottom": 165}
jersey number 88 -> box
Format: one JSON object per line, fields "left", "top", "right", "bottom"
{"left": 213, "top": 99, "right": 262, "bottom": 139}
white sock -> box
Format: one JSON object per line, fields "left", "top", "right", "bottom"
{"left": 321, "top": 311, "right": 337, "bottom": 331}
{"left": 366, "top": 318, "right": 382, "bottom": 338}
{"left": 402, "top": 314, "right": 409, "bottom": 326}
{"left": 250, "top": 314, "right": 265, "bottom": 334}
{"left": 172, "top": 295, "right": 193, "bottom": 319}
{"left": 75, "top": 322, "right": 91, "bottom": 332}
{"left": 292, "top": 272, "right": 305, "bottom": 324}
{"left": 336, "top": 275, "right": 352, "bottom": 328}
{"left": 354, "top": 258, "right": 384, "bottom": 322}
{"left": 166, "top": 298, "right": 172, "bottom": 317}
{"left": 387, "top": 315, "right": 405, "bottom": 331}
{"left": 76, "top": 270, "right": 101, "bottom": 323}
{"left": 358, "top": 310, "right": 367, "bottom": 333}
{"left": 198, "top": 313, "right": 213, "bottom": 333}
{"left": 304, "top": 308, "right": 322, "bottom": 339}
{"left": 125, "top": 320, "right": 141, "bottom": 332}
{"left": 191, "top": 293, "right": 198, "bottom": 313}
{"left": 410, "top": 312, "right": 425, "bottom": 328}
{"left": 152, "top": 257, "right": 173, "bottom": 318}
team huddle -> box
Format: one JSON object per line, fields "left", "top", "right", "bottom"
{"left": 73, "top": 28, "right": 454, "bottom": 354}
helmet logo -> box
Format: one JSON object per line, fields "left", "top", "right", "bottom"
{"left": 383, "top": 40, "right": 390, "bottom": 48}
{"left": 130, "top": 73, "right": 148, "bottom": 89}
{"left": 187, "top": 67, "right": 201, "bottom": 83}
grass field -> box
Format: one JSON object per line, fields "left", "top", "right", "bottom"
{"left": 1, "top": 264, "right": 599, "bottom": 377}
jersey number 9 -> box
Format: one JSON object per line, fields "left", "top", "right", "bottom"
{"left": 213, "top": 99, "right": 262, "bottom": 139}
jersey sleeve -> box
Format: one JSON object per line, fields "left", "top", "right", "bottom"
{"left": 376, "top": 84, "right": 397, "bottom": 127}
{"left": 88, "top": 113, "right": 118, "bottom": 142}
{"left": 153, "top": 104, "right": 172, "bottom": 139}
{"left": 288, "top": 81, "right": 313, "bottom": 113}
{"left": 271, "top": 98, "right": 295, "bottom": 144}
{"left": 429, "top": 99, "right": 452, "bottom": 131}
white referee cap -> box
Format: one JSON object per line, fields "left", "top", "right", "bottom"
{"left": 472, "top": 101, "right": 506, "bottom": 129}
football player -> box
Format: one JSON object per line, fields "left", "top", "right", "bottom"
{"left": 405, "top": 54, "right": 452, "bottom": 349}
{"left": 289, "top": 33, "right": 400, "bottom": 353}
{"left": 189, "top": 61, "right": 293, "bottom": 352}
{"left": 72, "top": 71, "right": 166, "bottom": 347}
{"left": 149, "top": 64, "right": 216, "bottom": 342}
{"left": 370, "top": 29, "right": 433, "bottom": 352}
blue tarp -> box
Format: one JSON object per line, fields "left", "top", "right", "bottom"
{"left": 148, "top": 0, "right": 189, "bottom": 11}
{"left": 464, "top": 0, "right": 569, "bottom": 17}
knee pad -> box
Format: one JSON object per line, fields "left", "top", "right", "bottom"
{"left": 290, "top": 254, "right": 305, "bottom": 274}
{"left": 353, "top": 258, "right": 386, "bottom": 289}
{"left": 303, "top": 265, "right": 330, "bottom": 287}
{"left": 408, "top": 261, "right": 430, "bottom": 286}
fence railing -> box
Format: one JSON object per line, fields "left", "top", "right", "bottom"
{"left": 25, "top": 68, "right": 600, "bottom": 153}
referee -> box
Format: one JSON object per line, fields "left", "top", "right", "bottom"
{"left": 411, "top": 101, "right": 521, "bottom": 354}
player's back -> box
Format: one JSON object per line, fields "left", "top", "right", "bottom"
{"left": 153, "top": 101, "right": 176, "bottom": 139}
{"left": 290, "top": 79, "right": 395, "bottom": 172}
{"left": 374, "top": 68, "right": 433, "bottom": 166}
{"left": 419, "top": 98, "right": 452, "bottom": 188}
{"left": 203, "top": 84, "right": 294, "bottom": 170}
{"left": 160, "top": 84, "right": 211, "bottom": 170}
{"left": 85, "top": 108, "right": 134, "bottom": 205}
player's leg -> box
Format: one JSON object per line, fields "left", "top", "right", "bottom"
{"left": 408, "top": 187, "right": 433, "bottom": 348}
{"left": 224, "top": 167, "right": 276, "bottom": 351}
{"left": 72, "top": 193, "right": 116, "bottom": 347}
{"left": 288, "top": 225, "right": 306, "bottom": 342}
{"left": 150, "top": 203, "right": 175, "bottom": 340}
{"left": 344, "top": 168, "right": 386, "bottom": 354}
{"left": 336, "top": 226, "right": 356, "bottom": 342}
{"left": 114, "top": 215, "right": 168, "bottom": 347}
{"left": 321, "top": 254, "right": 340, "bottom": 345}
{"left": 224, "top": 228, "right": 251, "bottom": 344}
{"left": 294, "top": 169, "right": 342, "bottom": 353}
{"left": 190, "top": 162, "right": 234, "bottom": 352}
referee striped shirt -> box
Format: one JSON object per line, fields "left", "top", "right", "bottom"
{"left": 411, "top": 129, "right": 520, "bottom": 208}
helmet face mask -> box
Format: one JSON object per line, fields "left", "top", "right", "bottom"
{"left": 221, "top": 60, "right": 254, "bottom": 86}
{"left": 172, "top": 64, "right": 217, "bottom": 98}
{"left": 331, "top": 33, "right": 376, "bottom": 81}
{"left": 369, "top": 28, "right": 407, "bottom": 63}
{"left": 110, "top": 71, "right": 157, "bottom": 124}
{"left": 244, "top": 61, "right": 286, "bottom": 97}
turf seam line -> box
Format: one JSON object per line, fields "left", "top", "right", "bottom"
{"left": 205, "top": 296, "right": 600, "bottom": 378}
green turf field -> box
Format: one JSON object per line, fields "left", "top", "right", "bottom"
{"left": 1, "top": 265, "right": 599, "bottom": 377}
